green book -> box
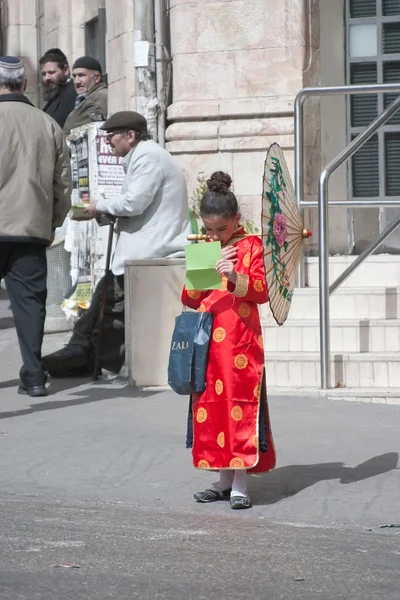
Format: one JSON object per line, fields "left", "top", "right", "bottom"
{"left": 185, "top": 241, "right": 222, "bottom": 291}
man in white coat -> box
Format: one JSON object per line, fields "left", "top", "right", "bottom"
{"left": 43, "top": 111, "right": 191, "bottom": 376}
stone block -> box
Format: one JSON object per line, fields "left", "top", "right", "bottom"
{"left": 167, "top": 100, "right": 219, "bottom": 121}
{"left": 6, "top": 0, "right": 36, "bottom": 25}
{"left": 370, "top": 326, "right": 386, "bottom": 353}
{"left": 170, "top": 0, "right": 235, "bottom": 7}
{"left": 219, "top": 96, "right": 295, "bottom": 117}
{"left": 359, "top": 361, "right": 374, "bottom": 388}
{"left": 166, "top": 139, "right": 219, "bottom": 154}
{"left": 219, "top": 135, "right": 294, "bottom": 153}
{"left": 172, "top": 52, "right": 236, "bottom": 102}
{"left": 373, "top": 362, "right": 388, "bottom": 388}
{"left": 345, "top": 361, "right": 360, "bottom": 388}
{"left": 385, "top": 326, "right": 400, "bottom": 353}
{"left": 232, "top": 152, "right": 265, "bottom": 196}
{"left": 125, "top": 259, "right": 186, "bottom": 387}
{"left": 108, "top": 76, "right": 136, "bottom": 113}
{"left": 289, "top": 361, "right": 303, "bottom": 387}
{"left": 170, "top": 3, "right": 198, "bottom": 54}
{"left": 265, "top": 361, "right": 275, "bottom": 387}
{"left": 218, "top": 117, "right": 294, "bottom": 138}
{"left": 276, "top": 327, "right": 289, "bottom": 352}
{"left": 275, "top": 360, "right": 289, "bottom": 386}
{"left": 237, "top": 195, "right": 261, "bottom": 232}
{"left": 264, "top": 325, "right": 277, "bottom": 352}
{"left": 302, "top": 360, "right": 317, "bottom": 388}
{"left": 234, "top": 48, "right": 303, "bottom": 99}
{"left": 388, "top": 362, "right": 400, "bottom": 387}
{"left": 288, "top": 326, "right": 303, "bottom": 352}
{"left": 166, "top": 121, "right": 220, "bottom": 142}
{"left": 264, "top": 0, "right": 306, "bottom": 49}
{"left": 107, "top": 32, "right": 134, "bottom": 84}
{"left": 171, "top": 152, "right": 233, "bottom": 205}
{"left": 197, "top": 0, "right": 264, "bottom": 53}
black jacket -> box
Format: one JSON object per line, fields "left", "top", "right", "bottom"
{"left": 43, "top": 79, "right": 77, "bottom": 128}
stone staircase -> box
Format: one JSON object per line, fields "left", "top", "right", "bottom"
{"left": 262, "top": 256, "right": 400, "bottom": 400}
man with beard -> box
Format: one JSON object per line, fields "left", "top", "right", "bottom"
{"left": 40, "top": 48, "right": 77, "bottom": 128}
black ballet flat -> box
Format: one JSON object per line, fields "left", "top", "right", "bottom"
{"left": 193, "top": 488, "right": 231, "bottom": 503}
{"left": 229, "top": 495, "right": 252, "bottom": 509}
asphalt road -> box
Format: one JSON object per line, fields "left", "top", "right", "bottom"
{"left": 0, "top": 289, "right": 399, "bottom": 599}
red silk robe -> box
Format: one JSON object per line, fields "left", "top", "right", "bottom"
{"left": 181, "top": 232, "right": 276, "bottom": 474}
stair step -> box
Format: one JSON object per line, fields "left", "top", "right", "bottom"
{"left": 262, "top": 318, "right": 400, "bottom": 353}
{"left": 306, "top": 256, "right": 400, "bottom": 288}
{"left": 259, "top": 287, "right": 400, "bottom": 321}
{"left": 269, "top": 387, "right": 400, "bottom": 405}
{"left": 265, "top": 351, "right": 400, "bottom": 389}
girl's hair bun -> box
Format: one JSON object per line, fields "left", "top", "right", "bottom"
{"left": 207, "top": 171, "right": 232, "bottom": 194}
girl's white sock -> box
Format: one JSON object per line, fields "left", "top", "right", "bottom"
{"left": 231, "top": 469, "right": 248, "bottom": 497}
{"left": 213, "top": 469, "right": 234, "bottom": 492}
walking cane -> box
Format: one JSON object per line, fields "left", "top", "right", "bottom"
{"left": 93, "top": 220, "right": 115, "bottom": 381}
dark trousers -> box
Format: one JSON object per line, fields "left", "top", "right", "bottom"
{"left": 70, "top": 274, "right": 125, "bottom": 372}
{"left": 0, "top": 242, "right": 47, "bottom": 387}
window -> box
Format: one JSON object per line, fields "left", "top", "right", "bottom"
{"left": 346, "top": 0, "right": 400, "bottom": 198}
{"left": 85, "top": 8, "right": 107, "bottom": 79}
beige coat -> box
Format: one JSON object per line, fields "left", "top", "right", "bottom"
{"left": 63, "top": 82, "right": 108, "bottom": 135}
{"left": 0, "top": 94, "right": 71, "bottom": 245}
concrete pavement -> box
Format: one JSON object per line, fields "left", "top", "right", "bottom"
{"left": 1, "top": 289, "right": 400, "bottom": 598}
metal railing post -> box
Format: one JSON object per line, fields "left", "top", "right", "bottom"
{"left": 318, "top": 170, "right": 331, "bottom": 389}
{"left": 295, "top": 92, "right": 306, "bottom": 287}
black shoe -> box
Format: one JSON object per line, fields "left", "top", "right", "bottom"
{"left": 42, "top": 344, "right": 88, "bottom": 377}
{"left": 193, "top": 488, "right": 231, "bottom": 503}
{"left": 230, "top": 494, "right": 252, "bottom": 510}
{"left": 18, "top": 384, "right": 48, "bottom": 397}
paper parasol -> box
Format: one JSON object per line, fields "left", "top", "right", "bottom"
{"left": 262, "top": 143, "right": 311, "bottom": 326}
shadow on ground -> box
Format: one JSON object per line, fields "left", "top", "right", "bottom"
{"left": 250, "top": 452, "right": 399, "bottom": 505}
{"left": 0, "top": 382, "right": 163, "bottom": 420}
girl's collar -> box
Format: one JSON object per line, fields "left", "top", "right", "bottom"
{"left": 222, "top": 225, "right": 249, "bottom": 247}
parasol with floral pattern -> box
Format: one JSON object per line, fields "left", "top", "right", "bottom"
{"left": 262, "top": 142, "right": 311, "bottom": 326}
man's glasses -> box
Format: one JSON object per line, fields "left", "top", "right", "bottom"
{"left": 105, "top": 132, "right": 118, "bottom": 143}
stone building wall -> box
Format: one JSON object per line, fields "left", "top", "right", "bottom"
{"left": 166, "top": 0, "right": 321, "bottom": 238}
{"left": 0, "top": 0, "right": 351, "bottom": 253}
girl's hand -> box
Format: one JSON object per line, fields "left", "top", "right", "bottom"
{"left": 216, "top": 259, "right": 237, "bottom": 284}
{"left": 221, "top": 246, "right": 238, "bottom": 262}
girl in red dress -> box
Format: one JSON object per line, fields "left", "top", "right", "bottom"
{"left": 182, "top": 171, "right": 276, "bottom": 510}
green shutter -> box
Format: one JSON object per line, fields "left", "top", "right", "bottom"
{"left": 350, "top": 0, "right": 376, "bottom": 17}
{"left": 383, "top": 0, "right": 400, "bottom": 16}
{"left": 383, "top": 62, "right": 400, "bottom": 125}
{"left": 352, "top": 135, "right": 380, "bottom": 197}
{"left": 350, "top": 63, "right": 378, "bottom": 127}
{"left": 385, "top": 133, "right": 400, "bottom": 195}
{"left": 383, "top": 23, "right": 400, "bottom": 54}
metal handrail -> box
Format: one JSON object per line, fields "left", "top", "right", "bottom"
{"left": 318, "top": 93, "right": 400, "bottom": 388}
{"left": 294, "top": 84, "right": 400, "bottom": 390}
{"left": 295, "top": 83, "right": 400, "bottom": 287}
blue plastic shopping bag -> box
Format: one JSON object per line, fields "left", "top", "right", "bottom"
{"left": 168, "top": 311, "right": 213, "bottom": 395}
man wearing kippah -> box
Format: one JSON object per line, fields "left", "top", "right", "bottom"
{"left": 43, "top": 111, "right": 191, "bottom": 378}
{"left": 63, "top": 56, "right": 108, "bottom": 135}
{"left": 0, "top": 56, "right": 71, "bottom": 396}
{"left": 40, "top": 48, "right": 77, "bottom": 128}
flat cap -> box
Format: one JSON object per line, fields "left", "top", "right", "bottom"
{"left": 72, "top": 56, "right": 102, "bottom": 73}
{"left": 100, "top": 111, "right": 148, "bottom": 134}
{"left": 0, "top": 56, "right": 23, "bottom": 69}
